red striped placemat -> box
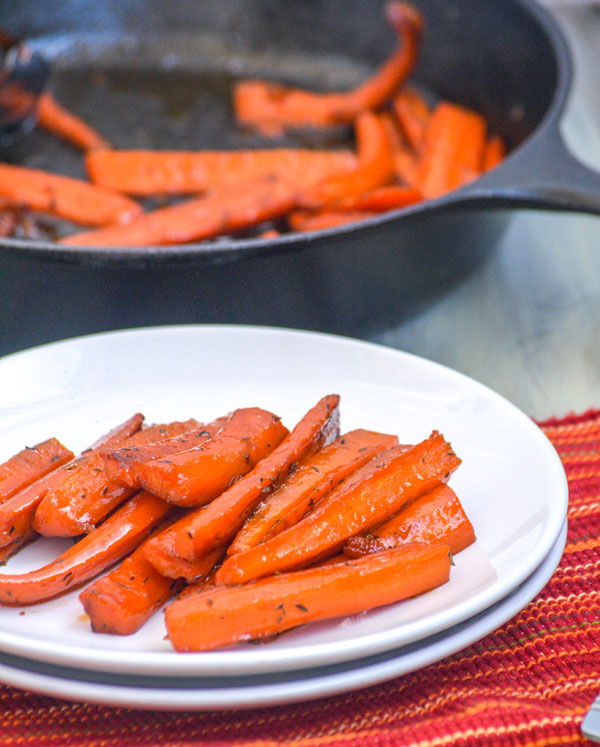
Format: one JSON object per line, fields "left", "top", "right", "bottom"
{"left": 1, "top": 409, "right": 599, "bottom": 746}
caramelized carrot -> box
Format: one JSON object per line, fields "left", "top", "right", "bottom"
{"left": 141, "top": 531, "right": 226, "bottom": 582}
{"left": 336, "top": 184, "right": 422, "bottom": 212}
{"left": 0, "top": 414, "right": 144, "bottom": 546}
{"left": 380, "top": 111, "right": 419, "bottom": 185}
{"left": 85, "top": 149, "right": 356, "bottom": 196}
{"left": 0, "top": 532, "right": 36, "bottom": 565}
{"left": 0, "top": 490, "right": 170, "bottom": 605}
{"left": 144, "top": 394, "right": 340, "bottom": 576}
{"left": 0, "top": 438, "right": 73, "bottom": 504}
{"left": 135, "top": 407, "right": 289, "bottom": 507}
{"left": 36, "top": 92, "right": 111, "bottom": 151}
{"left": 228, "top": 429, "right": 399, "bottom": 555}
{"left": 344, "top": 484, "right": 475, "bottom": 558}
{"left": 165, "top": 543, "right": 451, "bottom": 652}
{"left": 300, "top": 112, "right": 395, "bottom": 207}
{"left": 288, "top": 209, "right": 377, "bottom": 232}
{"left": 216, "top": 432, "right": 461, "bottom": 586}
{"left": 0, "top": 164, "right": 142, "bottom": 227}
{"left": 60, "top": 173, "right": 297, "bottom": 247}
{"left": 484, "top": 134, "right": 506, "bottom": 171}
{"left": 233, "top": 2, "right": 423, "bottom": 135}
{"left": 416, "top": 101, "right": 487, "bottom": 199}
{"left": 101, "top": 417, "right": 226, "bottom": 488}
{"left": 392, "top": 86, "right": 431, "bottom": 153}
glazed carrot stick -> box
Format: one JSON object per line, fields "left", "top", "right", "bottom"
{"left": 85, "top": 149, "right": 356, "bottom": 196}
{"left": 416, "top": 101, "right": 487, "bottom": 199}
{"left": 0, "top": 164, "right": 142, "bottom": 227}
{"left": 165, "top": 543, "right": 451, "bottom": 652}
{"left": 300, "top": 112, "right": 396, "bottom": 207}
{"left": 288, "top": 209, "right": 377, "bottom": 232}
{"left": 0, "top": 532, "right": 37, "bottom": 566}
{"left": 136, "top": 407, "right": 289, "bottom": 507}
{"left": 101, "top": 417, "right": 226, "bottom": 487}
{"left": 0, "top": 438, "right": 73, "bottom": 504}
{"left": 336, "top": 184, "right": 422, "bottom": 212}
{"left": 344, "top": 484, "right": 475, "bottom": 558}
{"left": 0, "top": 414, "right": 144, "bottom": 547}
{"left": 36, "top": 92, "right": 111, "bottom": 151}
{"left": 60, "top": 173, "right": 297, "bottom": 247}
{"left": 483, "top": 134, "right": 506, "bottom": 171}
{"left": 228, "top": 429, "right": 399, "bottom": 555}
{"left": 233, "top": 1, "right": 423, "bottom": 135}
{"left": 392, "top": 86, "right": 431, "bottom": 153}
{"left": 216, "top": 432, "right": 461, "bottom": 586}
{"left": 0, "top": 490, "right": 171, "bottom": 606}
{"left": 144, "top": 394, "right": 340, "bottom": 576}
{"left": 133, "top": 529, "right": 225, "bottom": 582}
{"left": 380, "top": 111, "right": 419, "bottom": 186}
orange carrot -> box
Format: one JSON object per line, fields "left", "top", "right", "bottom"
{"left": 36, "top": 92, "right": 111, "bottom": 151}
{"left": 344, "top": 484, "right": 475, "bottom": 558}
{"left": 484, "top": 134, "right": 506, "bottom": 171}
{"left": 335, "top": 184, "right": 422, "bottom": 212}
{"left": 0, "top": 490, "right": 170, "bottom": 605}
{"left": 0, "top": 438, "right": 73, "bottom": 504}
{"left": 0, "top": 414, "right": 143, "bottom": 547}
{"left": 101, "top": 417, "right": 226, "bottom": 488}
{"left": 60, "top": 173, "right": 297, "bottom": 247}
{"left": 134, "top": 532, "right": 225, "bottom": 582}
{"left": 216, "top": 432, "right": 461, "bottom": 586}
{"left": 135, "top": 407, "right": 288, "bottom": 507}
{"left": 288, "top": 209, "right": 377, "bottom": 232}
{"left": 228, "top": 429, "right": 400, "bottom": 555}
{"left": 0, "top": 164, "right": 142, "bottom": 227}
{"left": 233, "top": 2, "right": 423, "bottom": 135}
{"left": 85, "top": 149, "right": 356, "bottom": 196}
{"left": 380, "top": 111, "right": 419, "bottom": 186}
{"left": 0, "top": 532, "right": 37, "bottom": 565}
{"left": 165, "top": 543, "right": 451, "bottom": 652}
{"left": 416, "top": 101, "right": 487, "bottom": 199}
{"left": 300, "top": 112, "right": 396, "bottom": 208}
{"left": 144, "top": 394, "right": 340, "bottom": 577}
{"left": 392, "top": 86, "right": 431, "bottom": 153}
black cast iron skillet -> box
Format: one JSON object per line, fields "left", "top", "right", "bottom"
{"left": 0, "top": 0, "right": 599, "bottom": 355}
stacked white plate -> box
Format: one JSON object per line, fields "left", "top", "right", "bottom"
{"left": 0, "top": 326, "right": 568, "bottom": 710}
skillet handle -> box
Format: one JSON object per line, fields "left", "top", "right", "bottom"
{"left": 459, "top": 125, "right": 600, "bottom": 216}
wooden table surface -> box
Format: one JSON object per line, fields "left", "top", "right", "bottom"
{"left": 373, "top": 4, "right": 600, "bottom": 421}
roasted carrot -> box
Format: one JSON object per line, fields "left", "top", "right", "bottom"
{"left": 484, "top": 134, "right": 506, "bottom": 171}
{"left": 0, "top": 532, "right": 36, "bottom": 566}
{"left": 300, "top": 112, "right": 396, "bottom": 208}
{"left": 60, "top": 172, "right": 297, "bottom": 247}
{"left": 135, "top": 407, "right": 288, "bottom": 507}
{"left": 392, "top": 86, "right": 431, "bottom": 153}
{"left": 344, "top": 484, "right": 475, "bottom": 558}
{"left": 165, "top": 542, "right": 451, "bottom": 652}
{"left": 233, "top": 2, "right": 423, "bottom": 135}
{"left": 101, "top": 417, "right": 226, "bottom": 488}
{"left": 380, "top": 111, "right": 419, "bottom": 186}
{"left": 85, "top": 149, "right": 356, "bottom": 196}
{"left": 0, "top": 414, "right": 143, "bottom": 546}
{"left": 288, "top": 209, "right": 377, "bottom": 232}
{"left": 216, "top": 432, "right": 461, "bottom": 586}
{"left": 0, "top": 164, "right": 142, "bottom": 227}
{"left": 0, "top": 438, "right": 73, "bottom": 504}
{"left": 79, "top": 516, "right": 188, "bottom": 635}
{"left": 135, "top": 531, "right": 225, "bottom": 582}
{"left": 36, "top": 92, "right": 111, "bottom": 151}
{"left": 228, "top": 429, "right": 400, "bottom": 555}
{"left": 335, "top": 184, "right": 422, "bottom": 212}
{"left": 416, "top": 101, "right": 487, "bottom": 199}
{"left": 0, "top": 490, "right": 170, "bottom": 606}
{"left": 144, "top": 394, "right": 340, "bottom": 576}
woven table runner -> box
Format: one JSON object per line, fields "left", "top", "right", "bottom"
{"left": 1, "top": 409, "right": 599, "bottom": 746}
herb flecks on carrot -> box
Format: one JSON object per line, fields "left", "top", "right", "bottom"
{"left": 0, "top": 438, "right": 73, "bottom": 504}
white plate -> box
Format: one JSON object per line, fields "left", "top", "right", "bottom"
{"left": 0, "top": 325, "right": 568, "bottom": 677}
{"left": 0, "top": 520, "right": 567, "bottom": 710}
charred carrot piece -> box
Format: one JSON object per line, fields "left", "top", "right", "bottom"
{"left": 136, "top": 407, "right": 289, "bottom": 507}
{"left": 144, "top": 394, "right": 340, "bottom": 576}
{"left": 85, "top": 149, "right": 356, "bottom": 196}
{"left": 0, "top": 438, "right": 73, "bottom": 504}
{"left": 32, "top": 413, "right": 144, "bottom": 538}
{"left": 484, "top": 134, "right": 506, "bottom": 171}
{"left": 228, "top": 429, "right": 399, "bottom": 555}
{"left": 36, "top": 92, "right": 111, "bottom": 151}
{"left": 416, "top": 101, "right": 487, "bottom": 199}
{"left": 392, "top": 86, "right": 431, "bottom": 153}
{"left": 101, "top": 417, "right": 226, "bottom": 488}
{"left": 216, "top": 432, "right": 461, "bottom": 586}
{"left": 300, "top": 112, "right": 396, "bottom": 208}
{"left": 233, "top": 2, "right": 423, "bottom": 135}
{"left": 0, "top": 164, "right": 142, "bottom": 227}
{"left": 0, "top": 490, "right": 170, "bottom": 606}
{"left": 165, "top": 543, "right": 451, "bottom": 652}
{"left": 0, "top": 414, "right": 143, "bottom": 547}
{"left": 60, "top": 173, "right": 297, "bottom": 247}
{"left": 344, "top": 484, "right": 475, "bottom": 558}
